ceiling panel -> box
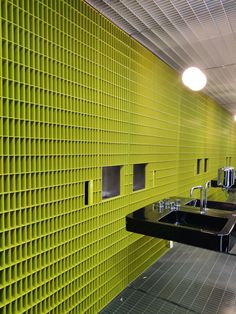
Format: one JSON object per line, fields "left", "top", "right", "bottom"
{"left": 86, "top": 0, "right": 236, "bottom": 114}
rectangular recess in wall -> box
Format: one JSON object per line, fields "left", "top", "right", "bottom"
{"left": 204, "top": 158, "right": 208, "bottom": 173}
{"left": 226, "top": 156, "right": 232, "bottom": 166}
{"left": 102, "top": 166, "right": 121, "bottom": 199}
{"left": 226, "top": 157, "right": 229, "bottom": 166}
{"left": 85, "top": 181, "right": 89, "bottom": 205}
{"left": 133, "top": 163, "right": 146, "bottom": 191}
{"left": 197, "top": 159, "right": 201, "bottom": 175}
{"left": 84, "top": 180, "right": 93, "bottom": 205}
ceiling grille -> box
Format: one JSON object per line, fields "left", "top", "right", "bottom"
{"left": 86, "top": 0, "right": 236, "bottom": 114}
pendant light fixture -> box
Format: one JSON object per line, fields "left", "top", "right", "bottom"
{"left": 182, "top": 67, "right": 207, "bottom": 91}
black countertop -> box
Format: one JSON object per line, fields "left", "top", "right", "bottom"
{"left": 211, "top": 177, "right": 236, "bottom": 189}
{"left": 126, "top": 197, "right": 236, "bottom": 253}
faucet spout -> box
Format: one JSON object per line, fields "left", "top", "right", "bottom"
{"left": 204, "top": 180, "right": 211, "bottom": 210}
{"left": 190, "top": 185, "right": 205, "bottom": 213}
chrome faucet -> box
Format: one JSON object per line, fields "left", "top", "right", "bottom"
{"left": 204, "top": 180, "right": 211, "bottom": 210}
{"left": 190, "top": 185, "right": 205, "bottom": 213}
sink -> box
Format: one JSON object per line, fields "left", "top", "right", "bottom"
{"left": 185, "top": 199, "right": 236, "bottom": 211}
{"left": 126, "top": 200, "right": 236, "bottom": 253}
{"left": 159, "top": 210, "right": 228, "bottom": 232}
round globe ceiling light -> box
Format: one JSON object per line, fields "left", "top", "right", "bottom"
{"left": 182, "top": 67, "right": 207, "bottom": 91}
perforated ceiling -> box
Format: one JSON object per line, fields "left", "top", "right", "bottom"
{"left": 86, "top": 0, "right": 236, "bottom": 114}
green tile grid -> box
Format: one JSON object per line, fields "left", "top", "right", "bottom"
{"left": 0, "top": 0, "right": 236, "bottom": 313}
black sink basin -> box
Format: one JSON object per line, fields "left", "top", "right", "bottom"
{"left": 159, "top": 210, "right": 228, "bottom": 232}
{"left": 185, "top": 199, "right": 236, "bottom": 211}
{"left": 126, "top": 200, "right": 236, "bottom": 253}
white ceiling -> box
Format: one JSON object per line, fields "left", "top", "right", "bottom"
{"left": 86, "top": 0, "right": 236, "bottom": 115}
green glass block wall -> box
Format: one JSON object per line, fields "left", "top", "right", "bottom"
{"left": 0, "top": 0, "right": 236, "bottom": 313}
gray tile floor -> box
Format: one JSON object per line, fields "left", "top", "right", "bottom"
{"left": 100, "top": 243, "right": 236, "bottom": 314}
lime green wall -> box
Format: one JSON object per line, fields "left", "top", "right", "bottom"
{"left": 1, "top": 0, "right": 236, "bottom": 313}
